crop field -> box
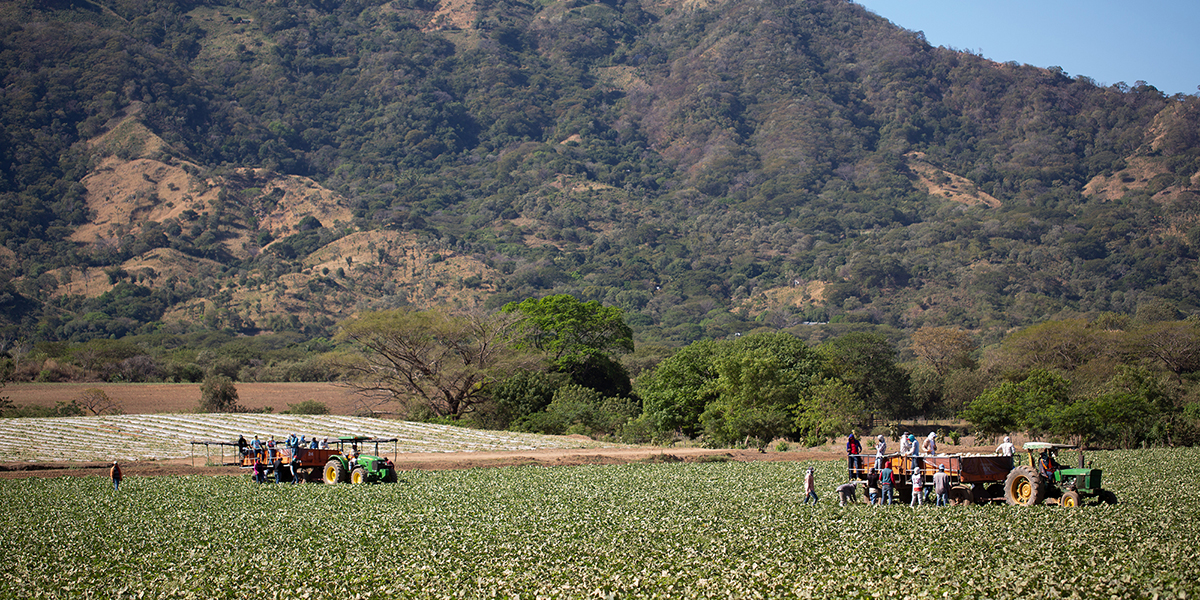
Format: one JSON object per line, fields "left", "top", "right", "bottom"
{"left": 2, "top": 447, "right": 1197, "bottom": 599}
{"left": 0, "top": 414, "right": 610, "bottom": 462}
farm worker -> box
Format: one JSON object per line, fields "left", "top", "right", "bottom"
{"left": 1038, "top": 450, "right": 1060, "bottom": 479}
{"left": 866, "top": 468, "right": 880, "bottom": 505}
{"left": 289, "top": 461, "right": 301, "bottom": 484}
{"left": 273, "top": 455, "right": 284, "bottom": 483}
{"left": 251, "top": 436, "right": 263, "bottom": 460}
{"left": 910, "top": 468, "right": 924, "bottom": 507}
{"left": 110, "top": 461, "right": 122, "bottom": 491}
{"left": 237, "top": 435, "right": 248, "bottom": 459}
{"left": 804, "top": 467, "right": 818, "bottom": 504}
{"left": 846, "top": 433, "right": 862, "bottom": 478}
{"left": 933, "top": 465, "right": 951, "bottom": 507}
{"left": 267, "top": 437, "right": 276, "bottom": 459}
{"left": 321, "top": 438, "right": 329, "bottom": 449}
{"left": 898, "top": 433, "right": 912, "bottom": 456}
{"left": 908, "top": 434, "right": 919, "bottom": 457}
{"left": 874, "top": 435, "right": 887, "bottom": 469}
{"left": 836, "top": 482, "right": 858, "bottom": 506}
{"left": 310, "top": 436, "right": 319, "bottom": 449}
{"left": 922, "top": 432, "right": 937, "bottom": 456}
{"left": 996, "top": 436, "right": 1015, "bottom": 457}
{"left": 879, "top": 464, "right": 895, "bottom": 505}
{"left": 251, "top": 458, "right": 265, "bottom": 483}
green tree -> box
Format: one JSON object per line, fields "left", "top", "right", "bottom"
{"left": 503, "top": 294, "right": 634, "bottom": 366}
{"left": 338, "top": 309, "right": 539, "bottom": 419}
{"left": 962, "top": 369, "right": 1071, "bottom": 438}
{"left": 698, "top": 333, "right": 823, "bottom": 447}
{"left": 636, "top": 339, "right": 722, "bottom": 437}
{"left": 816, "top": 332, "right": 911, "bottom": 423}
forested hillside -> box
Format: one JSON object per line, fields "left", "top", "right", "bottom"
{"left": 2, "top": 0, "right": 1199, "bottom": 351}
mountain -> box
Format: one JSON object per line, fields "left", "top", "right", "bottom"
{"left": 2, "top": 0, "right": 1198, "bottom": 349}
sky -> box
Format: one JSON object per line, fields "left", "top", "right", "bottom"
{"left": 852, "top": 0, "right": 1200, "bottom": 96}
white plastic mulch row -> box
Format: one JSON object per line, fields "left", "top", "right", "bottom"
{"left": 0, "top": 414, "right": 611, "bottom": 462}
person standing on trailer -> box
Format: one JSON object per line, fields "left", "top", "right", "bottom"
{"left": 846, "top": 433, "right": 862, "bottom": 478}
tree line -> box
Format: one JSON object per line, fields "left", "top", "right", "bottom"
{"left": 324, "top": 296, "right": 1200, "bottom": 449}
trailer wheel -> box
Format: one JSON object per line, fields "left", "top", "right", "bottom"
{"left": 1060, "top": 490, "right": 1080, "bottom": 508}
{"left": 1004, "top": 466, "right": 1044, "bottom": 506}
{"left": 351, "top": 467, "right": 368, "bottom": 484}
{"left": 323, "top": 459, "right": 347, "bottom": 484}
{"left": 985, "top": 484, "right": 1004, "bottom": 502}
{"left": 949, "top": 486, "right": 972, "bottom": 505}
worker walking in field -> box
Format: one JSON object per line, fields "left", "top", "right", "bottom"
{"left": 804, "top": 467, "right": 818, "bottom": 504}
{"left": 110, "top": 461, "right": 122, "bottom": 491}
{"left": 933, "top": 464, "right": 951, "bottom": 507}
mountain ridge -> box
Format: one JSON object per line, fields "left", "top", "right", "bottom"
{"left": 1, "top": 0, "right": 1198, "bottom": 347}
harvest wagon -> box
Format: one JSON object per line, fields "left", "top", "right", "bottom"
{"left": 850, "top": 442, "right": 1116, "bottom": 506}
{"left": 239, "top": 435, "right": 399, "bottom": 484}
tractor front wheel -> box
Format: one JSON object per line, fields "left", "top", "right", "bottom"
{"left": 323, "top": 459, "right": 347, "bottom": 485}
{"left": 1004, "top": 466, "right": 1045, "bottom": 507}
{"left": 1060, "top": 490, "right": 1080, "bottom": 508}
{"left": 351, "top": 467, "right": 368, "bottom": 484}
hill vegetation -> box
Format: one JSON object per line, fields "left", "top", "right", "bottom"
{"left": 1, "top": 0, "right": 1199, "bottom": 444}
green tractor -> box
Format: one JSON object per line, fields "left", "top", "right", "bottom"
{"left": 322, "top": 436, "right": 399, "bottom": 484}
{"left": 1004, "top": 442, "right": 1117, "bottom": 507}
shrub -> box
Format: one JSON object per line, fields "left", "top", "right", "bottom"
{"left": 198, "top": 376, "right": 243, "bottom": 413}
{"left": 282, "top": 399, "right": 330, "bottom": 415}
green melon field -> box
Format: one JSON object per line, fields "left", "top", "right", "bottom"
{"left": 2, "top": 448, "right": 1197, "bottom": 599}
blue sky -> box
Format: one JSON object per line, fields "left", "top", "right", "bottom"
{"left": 852, "top": 0, "right": 1200, "bottom": 96}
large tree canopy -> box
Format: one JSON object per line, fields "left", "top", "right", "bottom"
{"left": 503, "top": 294, "right": 634, "bottom": 366}
{"left": 337, "top": 309, "right": 539, "bottom": 419}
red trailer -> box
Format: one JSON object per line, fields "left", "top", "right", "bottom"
{"left": 850, "top": 452, "right": 1015, "bottom": 504}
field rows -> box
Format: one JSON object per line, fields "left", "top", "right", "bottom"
{"left": 0, "top": 414, "right": 609, "bottom": 462}
{"left": 0, "top": 448, "right": 1196, "bottom": 599}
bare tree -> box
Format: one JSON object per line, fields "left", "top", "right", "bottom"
{"left": 77, "top": 388, "right": 124, "bottom": 416}
{"left": 337, "top": 308, "right": 541, "bottom": 419}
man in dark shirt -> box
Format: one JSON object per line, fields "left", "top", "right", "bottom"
{"left": 866, "top": 468, "right": 881, "bottom": 505}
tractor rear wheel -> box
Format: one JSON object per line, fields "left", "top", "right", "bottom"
{"left": 383, "top": 468, "right": 398, "bottom": 484}
{"left": 1098, "top": 489, "right": 1118, "bottom": 505}
{"left": 1004, "top": 466, "right": 1044, "bottom": 506}
{"left": 323, "top": 459, "right": 347, "bottom": 485}
{"left": 351, "top": 467, "right": 368, "bottom": 484}
{"left": 1060, "top": 490, "right": 1080, "bottom": 508}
